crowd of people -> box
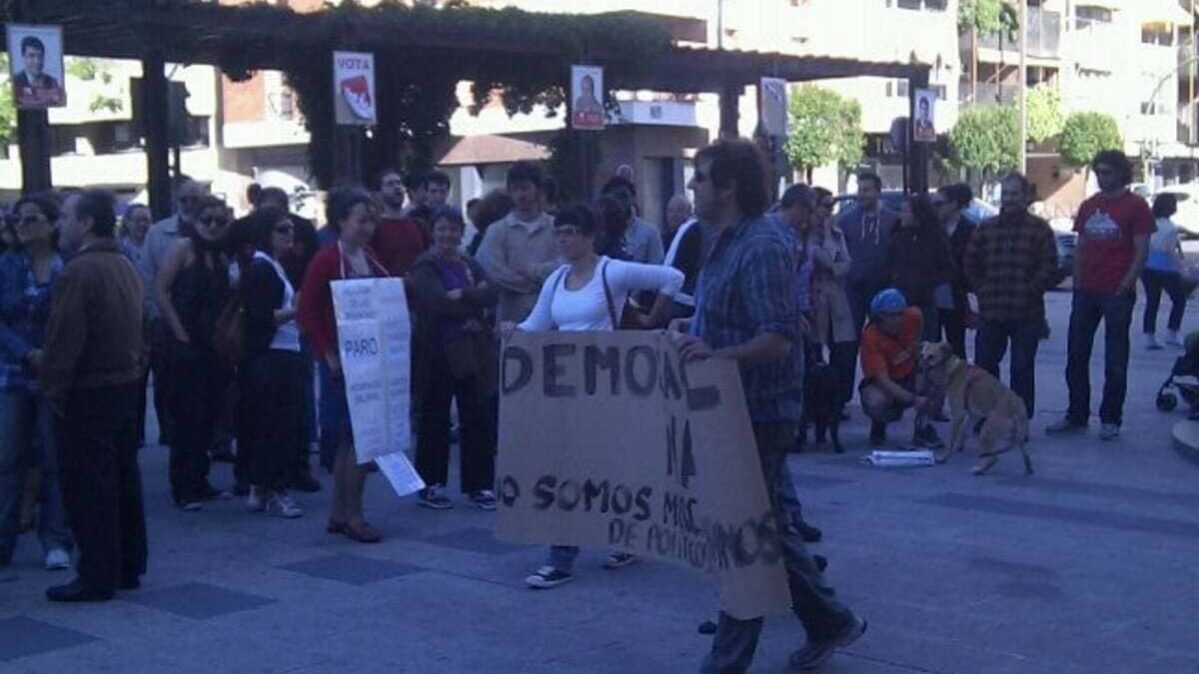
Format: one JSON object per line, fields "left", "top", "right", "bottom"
{"left": 0, "top": 138, "right": 1183, "bottom": 672}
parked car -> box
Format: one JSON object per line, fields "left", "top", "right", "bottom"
{"left": 834, "top": 190, "right": 1074, "bottom": 283}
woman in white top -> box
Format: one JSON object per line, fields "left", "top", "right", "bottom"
{"left": 1142, "top": 193, "right": 1190, "bottom": 349}
{"left": 234, "top": 208, "right": 305, "bottom": 518}
{"left": 501, "top": 203, "right": 683, "bottom": 589}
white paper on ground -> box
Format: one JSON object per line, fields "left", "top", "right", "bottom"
{"left": 866, "top": 450, "right": 936, "bottom": 467}
{"left": 374, "top": 451, "right": 425, "bottom": 497}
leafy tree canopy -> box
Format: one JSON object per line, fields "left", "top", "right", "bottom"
{"left": 949, "top": 105, "right": 1020, "bottom": 175}
{"left": 784, "top": 85, "right": 865, "bottom": 177}
{"left": 1059, "top": 111, "right": 1122, "bottom": 169}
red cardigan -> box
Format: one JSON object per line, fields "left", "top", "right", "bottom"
{"left": 297, "top": 243, "right": 386, "bottom": 360}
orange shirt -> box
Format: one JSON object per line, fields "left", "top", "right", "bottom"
{"left": 860, "top": 307, "right": 922, "bottom": 381}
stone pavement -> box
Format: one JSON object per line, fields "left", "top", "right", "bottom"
{"left": 2, "top": 290, "right": 1199, "bottom": 674}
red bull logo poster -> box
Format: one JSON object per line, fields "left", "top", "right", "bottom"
{"left": 333, "top": 51, "right": 376, "bottom": 126}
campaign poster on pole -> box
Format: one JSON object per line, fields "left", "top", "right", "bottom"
{"left": 913, "top": 88, "right": 937, "bottom": 143}
{"left": 6, "top": 24, "right": 66, "bottom": 109}
{"left": 331, "top": 278, "right": 424, "bottom": 496}
{"left": 332, "top": 51, "right": 377, "bottom": 126}
{"left": 570, "top": 65, "right": 605, "bottom": 131}
{"left": 759, "top": 77, "right": 788, "bottom": 138}
{"left": 496, "top": 331, "right": 791, "bottom": 620}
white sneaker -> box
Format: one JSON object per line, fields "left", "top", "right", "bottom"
{"left": 1165, "top": 331, "right": 1184, "bottom": 347}
{"left": 1099, "top": 423, "right": 1120, "bottom": 441}
{"left": 1146, "top": 333, "right": 1162, "bottom": 350}
{"left": 245, "top": 488, "right": 265, "bottom": 513}
{"left": 44, "top": 548, "right": 71, "bottom": 571}
{"left": 266, "top": 493, "right": 303, "bottom": 519}
{"left": 525, "top": 566, "right": 573, "bottom": 589}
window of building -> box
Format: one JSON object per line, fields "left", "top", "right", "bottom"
{"left": 892, "top": 0, "right": 946, "bottom": 9}
{"left": 1142, "top": 24, "right": 1175, "bottom": 47}
{"left": 1074, "top": 5, "right": 1112, "bottom": 29}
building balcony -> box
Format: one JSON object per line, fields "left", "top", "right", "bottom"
{"left": 959, "top": 81, "right": 1017, "bottom": 107}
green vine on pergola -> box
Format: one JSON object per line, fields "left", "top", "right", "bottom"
{"left": 208, "top": 1, "right": 674, "bottom": 186}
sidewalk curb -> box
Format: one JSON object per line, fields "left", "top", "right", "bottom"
{"left": 1171, "top": 419, "right": 1199, "bottom": 467}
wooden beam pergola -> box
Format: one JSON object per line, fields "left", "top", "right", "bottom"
{"left": 7, "top": 0, "right": 933, "bottom": 201}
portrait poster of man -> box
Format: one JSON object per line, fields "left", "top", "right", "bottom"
{"left": 571, "top": 65, "right": 605, "bottom": 131}
{"left": 7, "top": 24, "right": 66, "bottom": 109}
{"left": 759, "top": 77, "right": 788, "bottom": 139}
{"left": 913, "top": 88, "right": 937, "bottom": 143}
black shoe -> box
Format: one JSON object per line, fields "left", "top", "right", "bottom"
{"left": 46, "top": 579, "right": 113, "bottom": 603}
{"left": 118, "top": 575, "right": 141, "bottom": 591}
{"left": 293, "top": 473, "right": 321, "bottom": 493}
{"left": 233, "top": 482, "right": 251, "bottom": 497}
{"left": 797, "top": 522, "right": 823, "bottom": 543}
{"left": 814, "top": 554, "right": 828, "bottom": 573}
{"left": 210, "top": 448, "right": 236, "bottom": 464}
{"left": 790, "top": 614, "right": 868, "bottom": 670}
{"left": 869, "top": 422, "right": 887, "bottom": 446}
{"left": 912, "top": 425, "right": 944, "bottom": 450}
{"left": 697, "top": 619, "right": 718, "bottom": 635}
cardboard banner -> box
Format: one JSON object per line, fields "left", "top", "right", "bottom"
{"left": 570, "top": 65, "right": 605, "bottom": 131}
{"left": 759, "top": 76, "right": 789, "bottom": 138}
{"left": 333, "top": 51, "right": 376, "bottom": 126}
{"left": 331, "top": 278, "right": 423, "bottom": 495}
{"left": 7, "top": 24, "right": 66, "bottom": 109}
{"left": 495, "top": 331, "right": 790, "bottom": 620}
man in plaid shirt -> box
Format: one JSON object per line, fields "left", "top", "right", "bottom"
{"left": 963, "top": 173, "right": 1058, "bottom": 419}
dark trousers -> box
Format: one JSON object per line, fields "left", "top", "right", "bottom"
{"left": 1066, "top": 291, "right": 1134, "bottom": 426}
{"left": 415, "top": 355, "right": 494, "bottom": 494}
{"left": 702, "top": 423, "right": 853, "bottom": 674}
{"left": 975, "top": 319, "right": 1041, "bottom": 418}
{"left": 56, "top": 382, "right": 147, "bottom": 592}
{"left": 940, "top": 307, "right": 967, "bottom": 359}
{"left": 848, "top": 286, "right": 874, "bottom": 403}
{"left": 168, "top": 344, "right": 227, "bottom": 504}
{"left": 239, "top": 350, "right": 306, "bottom": 492}
{"left": 1141, "top": 268, "right": 1188, "bottom": 334}
{"left": 317, "top": 358, "right": 340, "bottom": 472}
{"left": 149, "top": 320, "right": 176, "bottom": 445}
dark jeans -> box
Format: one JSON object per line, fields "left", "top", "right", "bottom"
{"left": 149, "top": 320, "right": 176, "bottom": 445}
{"left": 55, "top": 382, "right": 147, "bottom": 592}
{"left": 1141, "top": 268, "right": 1189, "bottom": 334}
{"left": 317, "top": 358, "right": 342, "bottom": 472}
{"left": 1066, "top": 291, "right": 1134, "bottom": 426}
{"left": 415, "top": 353, "right": 494, "bottom": 494}
{"left": 168, "top": 343, "right": 228, "bottom": 504}
{"left": 239, "top": 350, "right": 306, "bottom": 492}
{"left": 848, "top": 286, "right": 875, "bottom": 402}
{"left": 975, "top": 319, "right": 1041, "bottom": 418}
{"left": 0, "top": 389, "right": 71, "bottom": 562}
{"left": 702, "top": 422, "right": 854, "bottom": 674}
{"left": 940, "top": 307, "right": 967, "bottom": 359}
{"left": 916, "top": 303, "right": 940, "bottom": 343}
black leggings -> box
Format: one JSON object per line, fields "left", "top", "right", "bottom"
{"left": 415, "top": 353, "right": 494, "bottom": 494}
{"left": 1141, "top": 268, "right": 1189, "bottom": 334}
{"left": 238, "top": 350, "right": 307, "bottom": 492}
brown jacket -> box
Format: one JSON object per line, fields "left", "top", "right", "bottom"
{"left": 41, "top": 239, "right": 145, "bottom": 404}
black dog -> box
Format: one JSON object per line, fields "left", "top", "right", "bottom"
{"left": 797, "top": 361, "right": 843, "bottom": 453}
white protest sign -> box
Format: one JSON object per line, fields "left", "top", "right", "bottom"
{"left": 333, "top": 51, "right": 376, "bottom": 126}
{"left": 331, "top": 278, "right": 422, "bottom": 496}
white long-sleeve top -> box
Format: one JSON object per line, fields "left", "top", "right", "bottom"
{"left": 519, "top": 256, "right": 684, "bottom": 332}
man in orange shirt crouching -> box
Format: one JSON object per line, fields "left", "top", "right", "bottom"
{"left": 858, "top": 288, "right": 943, "bottom": 449}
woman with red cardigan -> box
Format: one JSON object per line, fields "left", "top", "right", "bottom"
{"left": 298, "top": 187, "right": 388, "bottom": 543}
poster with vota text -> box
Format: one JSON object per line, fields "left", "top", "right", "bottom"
{"left": 570, "top": 65, "right": 605, "bottom": 131}
{"left": 7, "top": 23, "right": 66, "bottom": 109}
{"left": 496, "top": 330, "right": 790, "bottom": 620}
{"left": 330, "top": 278, "right": 423, "bottom": 496}
{"left": 333, "top": 51, "right": 376, "bottom": 125}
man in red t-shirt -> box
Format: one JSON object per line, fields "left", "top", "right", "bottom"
{"left": 1048, "top": 150, "right": 1152, "bottom": 440}
{"left": 371, "top": 168, "right": 429, "bottom": 277}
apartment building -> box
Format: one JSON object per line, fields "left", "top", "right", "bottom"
{"left": 960, "top": 0, "right": 1199, "bottom": 208}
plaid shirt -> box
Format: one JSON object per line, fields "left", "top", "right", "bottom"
{"left": 0, "top": 250, "right": 63, "bottom": 393}
{"left": 692, "top": 214, "right": 802, "bottom": 423}
{"left": 964, "top": 212, "right": 1058, "bottom": 322}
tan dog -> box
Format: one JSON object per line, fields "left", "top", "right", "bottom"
{"left": 920, "top": 342, "right": 1033, "bottom": 476}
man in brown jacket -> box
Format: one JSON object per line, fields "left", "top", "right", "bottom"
{"left": 40, "top": 190, "right": 147, "bottom": 602}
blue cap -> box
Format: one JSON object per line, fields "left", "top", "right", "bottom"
{"left": 870, "top": 288, "right": 908, "bottom": 316}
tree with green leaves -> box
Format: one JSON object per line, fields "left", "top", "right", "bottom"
{"left": 949, "top": 105, "right": 1020, "bottom": 178}
{"left": 0, "top": 54, "right": 14, "bottom": 149}
{"left": 784, "top": 85, "right": 865, "bottom": 182}
{"left": 1059, "top": 111, "right": 1122, "bottom": 171}
{"left": 1026, "top": 84, "right": 1064, "bottom": 145}
{"left": 958, "top": 0, "right": 1019, "bottom": 39}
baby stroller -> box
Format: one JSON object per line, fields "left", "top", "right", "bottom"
{"left": 1155, "top": 332, "right": 1199, "bottom": 417}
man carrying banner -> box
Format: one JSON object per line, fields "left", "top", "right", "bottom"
{"left": 676, "top": 139, "right": 866, "bottom": 673}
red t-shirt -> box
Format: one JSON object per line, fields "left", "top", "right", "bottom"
{"left": 370, "top": 216, "right": 428, "bottom": 277}
{"left": 1073, "top": 191, "right": 1154, "bottom": 294}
